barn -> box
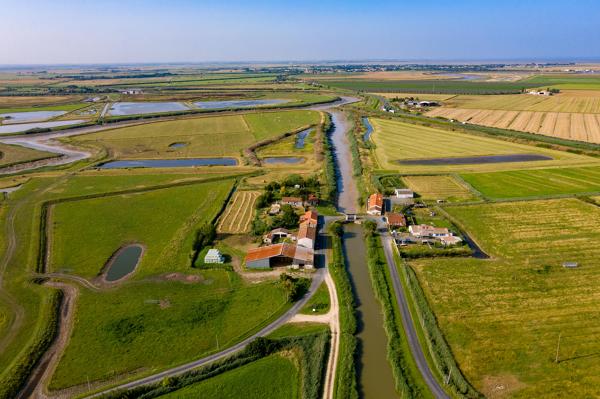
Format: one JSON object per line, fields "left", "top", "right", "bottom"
{"left": 245, "top": 243, "right": 314, "bottom": 269}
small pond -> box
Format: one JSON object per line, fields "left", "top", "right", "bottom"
{"left": 0, "top": 120, "right": 86, "bottom": 135}
{"left": 437, "top": 73, "right": 483, "bottom": 80}
{"left": 295, "top": 128, "right": 312, "bottom": 149}
{"left": 362, "top": 117, "right": 373, "bottom": 141}
{"left": 263, "top": 157, "right": 304, "bottom": 164}
{"left": 169, "top": 142, "right": 188, "bottom": 149}
{"left": 98, "top": 158, "right": 238, "bottom": 169}
{"left": 398, "top": 154, "right": 553, "bottom": 166}
{"left": 105, "top": 245, "right": 143, "bottom": 282}
{"left": 194, "top": 99, "right": 289, "bottom": 109}
{"left": 0, "top": 110, "right": 66, "bottom": 124}
{"left": 108, "top": 102, "right": 189, "bottom": 116}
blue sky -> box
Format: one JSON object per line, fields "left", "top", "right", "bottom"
{"left": 2, "top": 0, "right": 599, "bottom": 64}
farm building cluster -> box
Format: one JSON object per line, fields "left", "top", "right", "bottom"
{"left": 367, "top": 189, "right": 463, "bottom": 247}
{"left": 245, "top": 209, "right": 318, "bottom": 269}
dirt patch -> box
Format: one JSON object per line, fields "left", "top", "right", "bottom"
{"left": 481, "top": 374, "right": 526, "bottom": 398}
{"left": 159, "top": 299, "right": 171, "bottom": 309}
{"left": 160, "top": 272, "right": 204, "bottom": 284}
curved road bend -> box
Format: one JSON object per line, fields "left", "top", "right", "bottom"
{"left": 82, "top": 269, "right": 325, "bottom": 398}
{"left": 376, "top": 219, "right": 450, "bottom": 399}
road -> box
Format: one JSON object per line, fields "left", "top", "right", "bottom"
{"left": 375, "top": 217, "right": 450, "bottom": 399}
{"left": 82, "top": 268, "right": 325, "bottom": 398}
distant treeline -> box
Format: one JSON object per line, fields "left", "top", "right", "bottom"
{"left": 53, "top": 72, "right": 175, "bottom": 80}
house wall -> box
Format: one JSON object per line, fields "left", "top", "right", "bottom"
{"left": 298, "top": 238, "right": 314, "bottom": 249}
{"left": 246, "top": 258, "right": 271, "bottom": 269}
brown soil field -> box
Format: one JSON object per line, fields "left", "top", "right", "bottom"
{"left": 428, "top": 107, "right": 600, "bottom": 144}
{"left": 217, "top": 190, "right": 260, "bottom": 234}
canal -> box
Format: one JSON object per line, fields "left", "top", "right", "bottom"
{"left": 327, "top": 106, "right": 399, "bottom": 398}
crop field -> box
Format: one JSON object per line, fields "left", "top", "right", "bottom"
{"left": 461, "top": 165, "right": 600, "bottom": 199}
{"left": 50, "top": 277, "right": 289, "bottom": 390}
{"left": 370, "top": 118, "right": 597, "bottom": 173}
{"left": 158, "top": 354, "right": 299, "bottom": 399}
{"left": 371, "top": 92, "right": 457, "bottom": 101}
{"left": 49, "top": 179, "right": 235, "bottom": 279}
{"left": 69, "top": 110, "right": 320, "bottom": 158}
{"left": 0, "top": 142, "right": 57, "bottom": 167}
{"left": 402, "top": 175, "right": 477, "bottom": 201}
{"left": 218, "top": 190, "right": 260, "bottom": 234}
{"left": 411, "top": 198, "right": 600, "bottom": 397}
{"left": 428, "top": 107, "right": 600, "bottom": 143}
{"left": 323, "top": 79, "right": 539, "bottom": 94}
{"left": 523, "top": 74, "right": 600, "bottom": 90}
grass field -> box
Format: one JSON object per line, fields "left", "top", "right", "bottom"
{"left": 218, "top": 190, "right": 260, "bottom": 234}
{"left": 0, "top": 142, "right": 57, "bottom": 167}
{"left": 461, "top": 165, "right": 600, "bottom": 199}
{"left": 0, "top": 95, "right": 84, "bottom": 108}
{"left": 402, "top": 175, "right": 477, "bottom": 201}
{"left": 427, "top": 107, "right": 600, "bottom": 144}
{"left": 523, "top": 75, "right": 600, "bottom": 90}
{"left": 50, "top": 277, "right": 289, "bottom": 390}
{"left": 412, "top": 199, "right": 600, "bottom": 397}
{"left": 49, "top": 179, "right": 234, "bottom": 279}
{"left": 323, "top": 80, "right": 539, "bottom": 94}
{"left": 370, "top": 118, "right": 597, "bottom": 173}
{"left": 69, "top": 110, "right": 320, "bottom": 159}
{"left": 369, "top": 92, "right": 456, "bottom": 101}
{"left": 158, "top": 354, "right": 299, "bottom": 399}
{"left": 300, "top": 281, "right": 330, "bottom": 315}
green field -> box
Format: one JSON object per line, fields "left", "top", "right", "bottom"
{"left": 158, "top": 354, "right": 298, "bottom": 399}
{"left": 50, "top": 277, "right": 289, "bottom": 390}
{"left": 523, "top": 75, "right": 600, "bottom": 90}
{"left": 324, "top": 80, "right": 539, "bottom": 94}
{"left": 403, "top": 175, "right": 477, "bottom": 201}
{"left": 0, "top": 142, "right": 57, "bottom": 167}
{"left": 462, "top": 166, "right": 600, "bottom": 199}
{"left": 370, "top": 118, "right": 598, "bottom": 173}
{"left": 49, "top": 179, "right": 234, "bottom": 279}
{"left": 70, "top": 110, "right": 320, "bottom": 159}
{"left": 0, "top": 103, "right": 88, "bottom": 114}
{"left": 413, "top": 199, "right": 600, "bottom": 397}
{"left": 300, "top": 281, "right": 330, "bottom": 315}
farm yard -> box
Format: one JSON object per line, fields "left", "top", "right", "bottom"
{"left": 461, "top": 165, "right": 600, "bottom": 199}
{"left": 218, "top": 190, "right": 260, "bottom": 234}
{"left": 49, "top": 179, "right": 235, "bottom": 279}
{"left": 411, "top": 198, "right": 600, "bottom": 397}
{"left": 369, "top": 118, "right": 598, "bottom": 173}
{"left": 67, "top": 110, "right": 320, "bottom": 159}
{"left": 402, "top": 175, "right": 477, "bottom": 201}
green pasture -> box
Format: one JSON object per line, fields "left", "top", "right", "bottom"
{"left": 324, "top": 80, "right": 539, "bottom": 94}
{"left": 461, "top": 166, "right": 600, "bottom": 199}
{"left": 413, "top": 198, "right": 600, "bottom": 397}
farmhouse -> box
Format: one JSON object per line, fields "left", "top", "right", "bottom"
{"left": 367, "top": 193, "right": 384, "bottom": 215}
{"left": 298, "top": 210, "right": 319, "bottom": 249}
{"left": 281, "top": 196, "right": 303, "bottom": 207}
{"left": 204, "top": 248, "right": 224, "bottom": 264}
{"left": 263, "top": 228, "right": 294, "bottom": 244}
{"left": 409, "top": 224, "right": 450, "bottom": 238}
{"left": 300, "top": 210, "right": 318, "bottom": 226}
{"left": 245, "top": 243, "right": 314, "bottom": 269}
{"left": 385, "top": 212, "right": 406, "bottom": 228}
{"left": 394, "top": 188, "right": 414, "bottom": 199}
{"left": 305, "top": 194, "right": 319, "bottom": 207}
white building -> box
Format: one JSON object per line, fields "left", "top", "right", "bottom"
{"left": 394, "top": 188, "right": 414, "bottom": 199}
{"left": 204, "top": 248, "right": 224, "bottom": 264}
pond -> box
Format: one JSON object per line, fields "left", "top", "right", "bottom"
{"left": 193, "top": 99, "right": 289, "bottom": 109}
{"left": 98, "top": 158, "right": 238, "bottom": 169}
{"left": 105, "top": 245, "right": 143, "bottom": 282}
{"left": 295, "top": 128, "right": 312, "bottom": 149}
{"left": 0, "top": 120, "right": 86, "bottom": 135}
{"left": 398, "top": 153, "right": 553, "bottom": 165}
{"left": 0, "top": 110, "right": 67, "bottom": 124}
{"left": 263, "top": 157, "right": 304, "bottom": 164}
{"left": 362, "top": 117, "right": 373, "bottom": 142}
{"left": 169, "top": 142, "right": 188, "bottom": 149}
{"left": 108, "top": 102, "right": 190, "bottom": 116}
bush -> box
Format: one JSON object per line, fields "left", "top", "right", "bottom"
{"left": 279, "top": 274, "right": 310, "bottom": 302}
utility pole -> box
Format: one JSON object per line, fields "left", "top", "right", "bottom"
{"left": 555, "top": 332, "right": 562, "bottom": 363}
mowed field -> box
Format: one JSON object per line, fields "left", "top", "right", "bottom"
{"left": 370, "top": 118, "right": 597, "bottom": 173}
{"left": 218, "top": 190, "right": 260, "bottom": 234}
{"left": 428, "top": 107, "right": 600, "bottom": 144}
{"left": 462, "top": 166, "right": 600, "bottom": 199}
{"left": 412, "top": 199, "right": 600, "bottom": 397}
{"left": 402, "top": 175, "right": 477, "bottom": 201}
{"left": 69, "top": 110, "right": 320, "bottom": 159}
{"left": 49, "top": 179, "right": 235, "bottom": 279}
{"left": 158, "top": 354, "right": 299, "bottom": 399}
{"left": 0, "top": 142, "right": 57, "bottom": 167}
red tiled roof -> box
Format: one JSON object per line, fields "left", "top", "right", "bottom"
{"left": 368, "top": 193, "right": 383, "bottom": 210}
{"left": 298, "top": 222, "right": 317, "bottom": 241}
{"left": 386, "top": 213, "right": 406, "bottom": 226}
{"left": 245, "top": 243, "right": 313, "bottom": 263}
{"left": 301, "top": 210, "right": 318, "bottom": 226}
{"left": 282, "top": 196, "right": 302, "bottom": 203}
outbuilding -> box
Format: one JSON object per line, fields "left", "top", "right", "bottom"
{"left": 367, "top": 193, "right": 384, "bottom": 215}
{"left": 394, "top": 188, "right": 414, "bottom": 199}
{"left": 204, "top": 248, "right": 224, "bottom": 264}
{"left": 245, "top": 243, "right": 314, "bottom": 269}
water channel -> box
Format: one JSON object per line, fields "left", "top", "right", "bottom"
{"left": 328, "top": 106, "right": 399, "bottom": 398}
{"left": 98, "top": 158, "right": 238, "bottom": 169}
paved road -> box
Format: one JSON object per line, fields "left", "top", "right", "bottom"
{"left": 83, "top": 268, "right": 325, "bottom": 398}
{"left": 375, "top": 217, "right": 450, "bottom": 399}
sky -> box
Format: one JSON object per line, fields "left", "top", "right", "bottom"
{"left": 2, "top": 0, "right": 600, "bottom": 65}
